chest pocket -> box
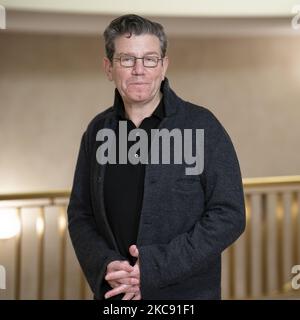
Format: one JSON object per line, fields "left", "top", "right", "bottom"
{"left": 170, "top": 175, "right": 204, "bottom": 216}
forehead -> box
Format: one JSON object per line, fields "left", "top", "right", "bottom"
{"left": 114, "top": 34, "right": 161, "bottom": 55}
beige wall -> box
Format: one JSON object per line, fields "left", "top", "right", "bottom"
{"left": 0, "top": 33, "right": 300, "bottom": 193}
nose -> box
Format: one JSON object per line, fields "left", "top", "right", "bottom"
{"left": 132, "top": 58, "right": 145, "bottom": 75}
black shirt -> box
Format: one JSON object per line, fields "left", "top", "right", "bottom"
{"left": 104, "top": 91, "right": 165, "bottom": 267}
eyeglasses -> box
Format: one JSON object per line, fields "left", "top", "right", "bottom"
{"left": 113, "top": 55, "right": 163, "bottom": 68}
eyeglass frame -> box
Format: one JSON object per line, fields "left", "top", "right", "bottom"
{"left": 113, "top": 54, "right": 164, "bottom": 68}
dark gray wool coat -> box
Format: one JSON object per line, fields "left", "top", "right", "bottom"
{"left": 67, "top": 78, "right": 246, "bottom": 300}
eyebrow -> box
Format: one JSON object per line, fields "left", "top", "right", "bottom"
{"left": 117, "top": 51, "right": 160, "bottom": 56}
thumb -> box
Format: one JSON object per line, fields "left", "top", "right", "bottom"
{"left": 129, "top": 244, "right": 139, "bottom": 258}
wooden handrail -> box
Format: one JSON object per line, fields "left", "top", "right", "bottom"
{"left": 0, "top": 190, "right": 70, "bottom": 201}
{"left": 243, "top": 175, "right": 300, "bottom": 188}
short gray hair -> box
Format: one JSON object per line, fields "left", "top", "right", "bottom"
{"left": 103, "top": 14, "right": 168, "bottom": 61}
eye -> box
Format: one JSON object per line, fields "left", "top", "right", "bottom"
{"left": 122, "top": 56, "right": 133, "bottom": 62}
{"left": 144, "top": 56, "right": 157, "bottom": 63}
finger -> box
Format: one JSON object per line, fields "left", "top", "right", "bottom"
{"left": 131, "top": 288, "right": 141, "bottom": 300}
{"left": 128, "top": 265, "right": 140, "bottom": 278}
{"left": 108, "top": 260, "right": 133, "bottom": 274}
{"left": 122, "top": 292, "right": 135, "bottom": 300}
{"left": 117, "top": 277, "right": 140, "bottom": 285}
{"left": 107, "top": 276, "right": 139, "bottom": 290}
{"left": 132, "top": 293, "right": 141, "bottom": 300}
{"left": 104, "top": 284, "right": 129, "bottom": 299}
{"left": 108, "top": 260, "right": 133, "bottom": 272}
{"left": 105, "top": 284, "right": 140, "bottom": 299}
{"left": 120, "top": 260, "right": 134, "bottom": 272}
{"left": 107, "top": 280, "right": 120, "bottom": 289}
{"left": 105, "top": 270, "right": 136, "bottom": 281}
{"left": 128, "top": 285, "right": 140, "bottom": 294}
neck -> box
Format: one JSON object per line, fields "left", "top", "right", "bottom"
{"left": 123, "top": 91, "right": 162, "bottom": 127}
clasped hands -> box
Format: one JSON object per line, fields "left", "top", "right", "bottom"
{"left": 104, "top": 244, "right": 141, "bottom": 300}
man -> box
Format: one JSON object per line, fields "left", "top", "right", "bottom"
{"left": 67, "top": 14, "right": 246, "bottom": 300}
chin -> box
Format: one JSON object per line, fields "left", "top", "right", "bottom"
{"left": 128, "top": 93, "right": 151, "bottom": 103}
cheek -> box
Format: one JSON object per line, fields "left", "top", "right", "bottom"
{"left": 153, "top": 70, "right": 164, "bottom": 83}
{"left": 112, "top": 73, "right": 126, "bottom": 90}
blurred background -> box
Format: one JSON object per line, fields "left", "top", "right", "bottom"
{"left": 0, "top": 0, "right": 300, "bottom": 300}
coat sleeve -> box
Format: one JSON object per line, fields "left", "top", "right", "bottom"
{"left": 67, "top": 131, "right": 126, "bottom": 299}
{"left": 138, "top": 125, "right": 246, "bottom": 292}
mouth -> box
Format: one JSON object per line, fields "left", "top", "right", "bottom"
{"left": 128, "top": 82, "right": 149, "bottom": 85}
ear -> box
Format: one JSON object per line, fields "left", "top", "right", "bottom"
{"left": 103, "top": 57, "right": 113, "bottom": 81}
{"left": 161, "top": 56, "right": 169, "bottom": 80}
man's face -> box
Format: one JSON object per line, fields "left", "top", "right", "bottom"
{"left": 104, "top": 34, "right": 168, "bottom": 105}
